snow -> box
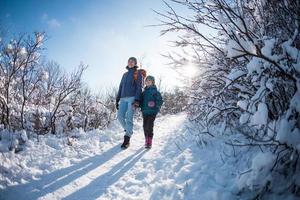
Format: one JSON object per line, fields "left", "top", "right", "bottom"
{"left": 226, "top": 37, "right": 256, "bottom": 58}
{"left": 40, "top": 71, "right": 49, "bottom": 81}
{"left": 251, "top": 85, "right": 266, "bottom": 102}
{"left": 294, "top": 63, "right": 300, "bottom": 73}
{"left": 35, "top": 33, "right": 44, "bottom": 47}
{"left": 246, "top": 57, "right": 263, "bottom": 75}
{"left": 0, "top": 141, "right": 9, "bottom": 152}
{"left": 276, "top": 116, "right": 300, "bottom": 150}
{"left": 19, "top": 47, "right": 27, "bottom": 56}
{"left": 282, "top": 38, "right": 300, "bottom": 73}
{"left": 261, "top": 38, "right": 276, "bottom": 60}
{"left": 236, "top": 152, "right": 275, "bottom": 191}
{"left": 237, "top": 100, "right": 248, "bottom": 110}
{"left": 250, "top": 102, "right": 268, "bottom": 126}
{"left": 282, "top": 39, "right": 300, "bottom": 60}
{"left": 276, "top": 117, "right": 292, "bottom": 144}
{"left": 207, "top": 109, "right": 219, "bottom": 121}
{"left": 6, "top": 44, "right": 13, "bottom": 53}
{"left": 225, "top": 69, "right": 246, "bottom": 86}
{"left": 0, "top": 113, "right": 298, "bottom": 199}
{"left": 205, "top": 0, "right": 217, "bottom": 7}
{"left": 239, "top": 113, "right": 250, "bottom": 124}
{"left": 290, "top": 80, "right": 300, "bottom": 112}
{"left": 266, "top": 78, "right": 274, "bottom": 91}
{"left": 252, "top": 152, "right": 274, "bottom": 172}
{"left": 7, "top": 44, "right": 13, "bottom": 50}
{"left": 19, "top": 130, "right": 28, "bottom": 143}
{"left": 0, "top": 113, "right": 240, "bottom": 200}
{"left": 227, "top": 69, "right": 246, "bottom": 81}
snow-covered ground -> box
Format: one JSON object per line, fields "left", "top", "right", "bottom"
{"left": 0, "top": 113, "right": 236, "bottom": 200}
{"left": 0, "top": 113, "right": 290, "bottom": 200}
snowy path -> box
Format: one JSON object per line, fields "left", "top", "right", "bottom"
{"left": 1, "top": 114, "right": 197, "bottom": 200}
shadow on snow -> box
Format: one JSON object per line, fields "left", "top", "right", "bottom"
{"left": 63, "top": 147, "right": 147, "bottom": 200}
{"left": 0, "top": 144, "right": 126, "bottom": 200}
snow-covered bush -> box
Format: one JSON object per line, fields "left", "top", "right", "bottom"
{"left": 157, "top": 0, "right": 300, "bottom": 198}
{"left": 160, "top": 87, "right": 188, "bottom": 115}
{"left": 68, "top": 86, "right": 116, "bottom": 132}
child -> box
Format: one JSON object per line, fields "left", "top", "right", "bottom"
{"left": 140, "top": 75, "right": 163, "bottom": 148}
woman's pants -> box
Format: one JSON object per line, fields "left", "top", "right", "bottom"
{"left": 117, "top": 96, "right": 135, "bottom": 137}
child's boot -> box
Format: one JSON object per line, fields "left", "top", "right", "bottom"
{"left": 145, "top": 136, "right": 152, "bottom": 149}
{"left": 148, "top": 137, "right": 152, "bottom": 148}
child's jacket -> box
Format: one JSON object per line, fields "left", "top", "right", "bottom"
{"left": 140, "top": 85, "right": 163, "bottom": 116}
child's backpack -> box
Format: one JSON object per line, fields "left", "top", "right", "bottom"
{"left": 133, "top": 69, "right": 147, "bottom": 87}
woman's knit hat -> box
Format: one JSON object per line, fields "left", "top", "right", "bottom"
{"left": 128, "top": 57, "right": 137, "bottom": 65}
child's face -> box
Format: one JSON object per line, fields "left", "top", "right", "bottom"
{"left": 145, "top": 79, "right": 153, "bottom": 87}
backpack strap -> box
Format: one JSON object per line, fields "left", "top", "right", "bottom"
{"left": 133, "top": 69, "right": 139, "bottom": 81}
{"left": 133, "top": 69, "right": 146, "bottom": 87}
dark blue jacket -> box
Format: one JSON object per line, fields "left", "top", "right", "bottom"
{"left": 140, "top": 85, "right": 163, "bottom": 116}
{"left": 116, "top": 66, "right": 142, "bottom": 101}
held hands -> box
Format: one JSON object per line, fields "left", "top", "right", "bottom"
{"left": 132, "top": 100, "right": 140, "bottom": 110}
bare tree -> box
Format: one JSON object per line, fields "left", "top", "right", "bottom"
{"left": 48, "top": 63, "right": 87, "bottom": 134}
{"left": 0, "top": 33, "right": 44, "bottom": 130}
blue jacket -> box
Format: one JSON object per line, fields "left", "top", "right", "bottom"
{"left": 140, "top": 85, "right": 163, "bottom": 116}
{"left": 116, "top": 66, "right": 142, "bottom": 101}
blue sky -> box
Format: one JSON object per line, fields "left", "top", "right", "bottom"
{"left": 1, "top": 0, "right": 192, "bottom": 92}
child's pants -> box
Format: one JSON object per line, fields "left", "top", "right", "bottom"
{"left": 143, "top": 114, "right": 156, "bottom": 138}
{"left": 117, "top": 96, "right": 135, "bottom": 137}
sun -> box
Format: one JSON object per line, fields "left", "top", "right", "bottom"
{"left": 184, "top": 62, "right": 199, "bottom": 78}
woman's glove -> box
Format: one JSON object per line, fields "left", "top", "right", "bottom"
{"left": 116, "top": 98, "right": 120, "bottom": 110}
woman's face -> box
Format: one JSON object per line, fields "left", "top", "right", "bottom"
{"left": 128, "top": 59, "right": 136, "bottom": 68}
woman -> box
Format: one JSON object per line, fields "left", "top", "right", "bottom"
{"left": 116, "top": 57, "right": 142, "bottom": 149}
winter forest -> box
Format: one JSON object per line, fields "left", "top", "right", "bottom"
{"left": 1, "top": 0, "right": 300, "bottom": 199}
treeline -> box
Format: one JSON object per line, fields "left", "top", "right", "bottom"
{"left": 0, "top": 33, "right": 116, "bottom": 139}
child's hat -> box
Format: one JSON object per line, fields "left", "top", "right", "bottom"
{"left": 146, "top": 75, "right": 155, "bottom": 83}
